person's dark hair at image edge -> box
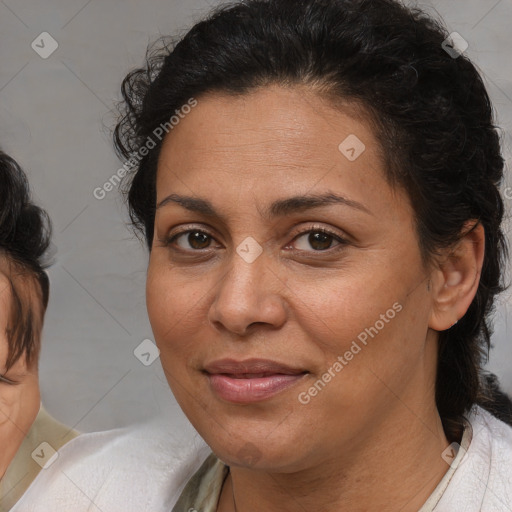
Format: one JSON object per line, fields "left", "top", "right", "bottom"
{"left": 113, "top": 0, "right": 512, "bottom": 439}
{"left": 0, "top": 150, "right": 52, "bottom": 370}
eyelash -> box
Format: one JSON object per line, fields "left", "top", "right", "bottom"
{"left": 161, "top": 225, "right": 348, "bottom": 254}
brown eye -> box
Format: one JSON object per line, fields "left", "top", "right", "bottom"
{"left": 185, "top": 231, "right": 211, "bottom": 249}
{"left": 292, "top": 229, "right": 345, "bottom": 252}
{"left": 167, "top": 230, "right": 215, "bottom": 250}
{"left": 309, "top": 232, "right": 334, "bottom": 251}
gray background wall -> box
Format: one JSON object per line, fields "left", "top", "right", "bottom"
{"left": 0, "top": 0, "right": 510, "bottom": 433}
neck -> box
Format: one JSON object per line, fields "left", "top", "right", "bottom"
{"left": 218, "top": 403, "right": 453, "bottom": 512}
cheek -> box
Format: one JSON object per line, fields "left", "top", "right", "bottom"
{"left": 147, "top": 262, "right": 182, "bottom": 335}
{"left": 292, "top": 267, "right": 428, "bottom": 399}
{"left": 146, "top": 264, "right": 207, "bottom": 364}
{"left": 289, "top": 269, "right": 401, "bottom": 352}
{"left": 146, "top": 269, "right": 211, "bottom": 420}
{"left": 0, "top": 377, "right": 40, "bottom": 429}
{"left": 305, "top": 290, "right": 429, "bottom": 410}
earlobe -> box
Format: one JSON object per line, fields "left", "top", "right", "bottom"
{"left": 428, "top": 221, "right": 485, "bottom": 332}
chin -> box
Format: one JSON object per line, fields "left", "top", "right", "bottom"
{"left": 202, "top": 426, "right": 312, "bottom": 473}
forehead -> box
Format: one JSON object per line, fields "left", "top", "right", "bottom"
{"left": 155, "top": 85, "right": 407, "bottom": 221}
{"left": 158, "top": 85, "right": 377, "bottom": 179}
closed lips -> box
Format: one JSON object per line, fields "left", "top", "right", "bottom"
{"left": 203, "top": 359, "right": 309, "bottom": 403}
{"left": 203, "top": 358, "right": 308, "bottom": 376}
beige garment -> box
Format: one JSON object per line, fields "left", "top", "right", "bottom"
{"left": 172, "top": 452, "right": 229, "bottom": 512}
{"left": 0, "top": 404, "right": 79, "bottom": 511}
{"left": 172, "top": 419, "right": 472, "bottom": 512}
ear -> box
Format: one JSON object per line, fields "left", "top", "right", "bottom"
{"left": 429, "top": 221, "right": 485, "bottom": 331}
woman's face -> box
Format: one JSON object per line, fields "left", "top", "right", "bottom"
{"left": 147, "top": 85, "right": 438, "bottom": 471}
{"left": 0, "top": 270, "right": 40, "bottom": 476}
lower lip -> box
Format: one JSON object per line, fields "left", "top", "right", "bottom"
{"left": 206, "top": 373, "right": 307, "bottom": 403}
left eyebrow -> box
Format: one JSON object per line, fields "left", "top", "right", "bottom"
{"left": 265, "top": 192, "right": 373, "bottom": 218}
{"left": 156, "top": 192, "right": 373, "bottom": 221}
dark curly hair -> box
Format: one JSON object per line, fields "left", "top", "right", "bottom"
{"left": 113, "top": 0, "right": 512, "bottom": 439}
{"left": 0, "top": 150, "right": 52, "bottom": 371}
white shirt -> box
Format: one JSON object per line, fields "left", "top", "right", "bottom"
{"left": 10, "top": 405, "right": 512, "bottom": 511}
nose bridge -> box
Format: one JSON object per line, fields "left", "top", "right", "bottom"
{"left": 222, "top": 231, "right": 268, "bottom": 297}
{"left": 220, "top": 248, "right": 269, "bottom": 310}
{"left": 208, "top": 243, "right": 286, "bottom": 334}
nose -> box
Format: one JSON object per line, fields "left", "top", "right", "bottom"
{"left": 207, "top": 248, "right": 288, "bottom": 337}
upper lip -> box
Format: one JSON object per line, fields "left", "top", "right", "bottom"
{"left": 203, "top": 358, "right": 307, "bottom": 376}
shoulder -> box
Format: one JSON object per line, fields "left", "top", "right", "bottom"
{"left": 434, "top": 405, "right": 512, "bottom": 511}
{"left": 0, "top": 405, "right": 79, "bottom": 510}
{"left": 473, "top": 406, "right": 512, "bottom": 496}
{"left": 10, "top": 419, "right": 210, "bottom": 512}
{"left": 468, "top": 405, "right": 512, "bottom": 468}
